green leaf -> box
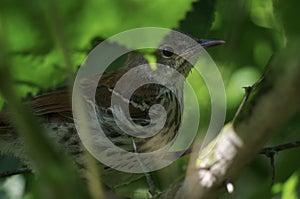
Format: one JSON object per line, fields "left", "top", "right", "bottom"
{"left": 180, "top": 0, "right": 216, "bottom": 37}
{"left": 282, "top": 172, "right": 299, "bottom": 199}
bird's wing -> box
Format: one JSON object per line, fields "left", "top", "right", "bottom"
{"left": 0, "top": 70, "right": 160, "bottom": 125}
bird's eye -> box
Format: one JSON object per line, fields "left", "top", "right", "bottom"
{"left": 162, "top": 46, "right": 174, "bottom": 58}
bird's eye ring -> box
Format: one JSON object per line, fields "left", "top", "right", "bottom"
{"left": 162, "top": 46, "right": 174, "bottom": 58}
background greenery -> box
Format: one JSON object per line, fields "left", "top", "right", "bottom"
{"left": 0, "top": 0, "right": 299, "bottom": 198}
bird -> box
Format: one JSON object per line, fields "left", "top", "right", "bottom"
{"left": 0, "top": 31, "right": 224, "bottom": 190}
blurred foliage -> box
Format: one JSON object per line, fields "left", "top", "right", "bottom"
{"left": 0, "top": 0, "right": 299, "bottom": 198}
{"left": 281, "top": 171, "right": 299, "bottom": 199}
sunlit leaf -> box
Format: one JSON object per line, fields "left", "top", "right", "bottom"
{"left": 282, "top": 172, "right": 299, "bottom": 199}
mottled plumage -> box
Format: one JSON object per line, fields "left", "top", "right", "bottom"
{"left": 0, "top": 35, "right": 223, "bottom": 188}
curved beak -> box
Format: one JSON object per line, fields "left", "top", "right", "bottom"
{"left": 177, "top": 39, "right": 225, "bottom": 60}
{"left": 198, "top": 39, "right": 225, "bottom": 48}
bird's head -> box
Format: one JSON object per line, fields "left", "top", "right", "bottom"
{"left": 123, "top": 31, "right": 224, "bottom": 78}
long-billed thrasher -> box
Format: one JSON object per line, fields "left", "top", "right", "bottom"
{"left": 0, "top": 33, "right": 223, "bottom": 188}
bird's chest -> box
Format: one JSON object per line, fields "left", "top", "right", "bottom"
{"left": 97, "top": 84, "right": 183, "bottom": 152}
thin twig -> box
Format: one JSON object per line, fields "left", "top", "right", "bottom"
{"left": 132, "top": 138, "right": 157, "bottom": 196}
{"left": 270, "top": 154, "right": 275, "bottom": 185}
{"left": 233, "top": 76, "right": 265, "bottom": 122}
{"left": 259, "top": 141, "right": 300, "bottom": 184}
{"left": 260, "top": 141, "right": 300, "bottom": 155}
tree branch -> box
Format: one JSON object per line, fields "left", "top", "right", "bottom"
{"left": 260, "top": 141, "right": 300, "bottom": 155}
{"left": 160, "top": 41, "right": 300, "bottom": 199}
